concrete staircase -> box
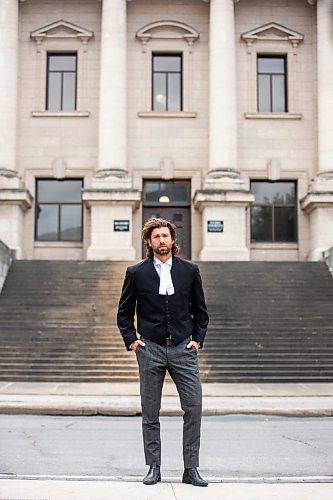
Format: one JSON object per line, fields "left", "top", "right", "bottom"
{"left": 200, "top": 262, "right": 333, "bottom": 382}
{"left": 0, "top": 260, "right": 332, "bottom": 382}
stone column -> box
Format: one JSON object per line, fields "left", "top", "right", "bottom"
{"left": 317, "top": 0, "right": 333, "bottom": 176}
{"left": 98, "top": 0, "right": 127, "bottom": 171}
{"left": 301, "top": 0, "right": 333, "bottom": 260}
{"left": 0, "top": 0, "right": 18, "bottom": 171}
{"left": 0, "top": 0, "right": 32, "bottom": 258}
{"left": 209, "top": 0, "right": 237, "bottom": 178}
{"left": 85, "top": 0, "right": 139, "bottom": 260}
{"left": 195, "top": 0, "right": 254, "bottom": 261}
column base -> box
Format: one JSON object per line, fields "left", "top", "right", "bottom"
{"left": 194, "top": 184, "right": 254, "bottom": 262}
{"left": 301, "top": 172, "right": 333, "bottom": 261}
{"left": 83, "top": 169, "right": 141, "bottom": 262}
{"left": 0, "top": 169, "right": 32, "bottom": 259}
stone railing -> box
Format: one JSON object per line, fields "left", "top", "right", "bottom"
{"left": 324, "top": 247, "right": 333, "bottom": 277}
{"left": 0, "top": 240, "right": 13, "bottom": 293}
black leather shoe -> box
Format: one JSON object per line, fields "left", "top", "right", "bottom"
{"left": 182, "top": 468, "right": 208, "bottom": 487}
{"left": 143, "top": 465, "right": 161, "bottom": 485}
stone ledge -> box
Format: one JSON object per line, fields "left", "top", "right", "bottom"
{"left": 31, "top": 111, "right": 90, "bottom": 118}
{"left": 138, "top": 111, "right": 197, "bottom": 118}
{"left": 0, "top": 189, "right": 33, "bottom": 211}
{"left": 194, "top": 189, "right": 254, "bottom": 210}
{"left": 300, "top": 191, "right": 333, "bottom": 214}
{"left": 244, "top": 112, "right": 303, "bottom": 120}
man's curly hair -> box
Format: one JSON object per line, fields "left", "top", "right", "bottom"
{"left": 142, "top": 218, "right": 180, "bottom": 259}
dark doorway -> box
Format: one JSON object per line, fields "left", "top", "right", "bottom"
{"left": 142, "top": 180, "right": 191, "bottom": 260}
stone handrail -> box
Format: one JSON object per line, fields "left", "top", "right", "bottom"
{"left": 324, "top": 247, "right": 333, "bottom": 277}
{"left": 0, "top": 240, "right": 13, "bottom": 293}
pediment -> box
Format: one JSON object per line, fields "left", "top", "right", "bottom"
{"left": 31, "top": 19, "right": 94, "bottom": 42}
{"left": 136, "top": 20, "right": 199, "bottom": 52}
{"left": 241, "top": 22, "right": 304, "bottom": 50}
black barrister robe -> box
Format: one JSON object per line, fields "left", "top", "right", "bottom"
{"left": 117, "top": 256, "right": 209, "bottom": 350}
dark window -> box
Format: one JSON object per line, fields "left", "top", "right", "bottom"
{"left": 144, "top": 180, "right": 190, "bottom": 205}
{"left": 257, "top": 55, "right": 287, "bottom": 112}
{"left": 251, "top": 181, "right": 297, "bottom": 242}
{"left": 35, "top": 179, "right": 83, "bottom": 241}
{"left": 152, "top": 54, "right": 182, "bottom": 111}
{"left": 46, "top": 53, "right": 77, "bottom": 111}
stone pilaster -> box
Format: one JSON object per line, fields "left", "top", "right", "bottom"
{"left": 86, "top": 0, "right": 139, "bottom": 260}
{"left": 197, "top": 0, "right": 253, "bottom": 261}
{"left": 301, "top": 0, "right": 333, "bottom": 261}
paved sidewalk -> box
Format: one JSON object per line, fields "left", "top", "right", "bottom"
{"left": 0, "top": 477, "right": 333, "bottom": 500}
{"left": 0, "top": 382, "right": 332, "bottom": 416}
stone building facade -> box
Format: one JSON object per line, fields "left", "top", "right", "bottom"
{"left": 0, "top": 0, "right": 332, "bottom": 262}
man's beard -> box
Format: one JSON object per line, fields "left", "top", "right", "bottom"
{"left": 154, "top": 245, "right": 172, "bottom": 256}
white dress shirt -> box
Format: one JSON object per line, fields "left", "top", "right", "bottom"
{"left": 153, "top": 256, "right": 175, "bottom": 296}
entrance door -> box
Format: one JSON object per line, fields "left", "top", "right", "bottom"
{"left": 142, "top": 180, "right": 191, "bottom": 260}
{"left": 143, "top": 206, "right": 190, "bottom": 259}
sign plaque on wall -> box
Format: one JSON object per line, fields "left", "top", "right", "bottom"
{"left": 114, "top": 220, "right": 130, "bottom": 232}
{"left": 207, "top": 220, "right": 224, "bottom": 233}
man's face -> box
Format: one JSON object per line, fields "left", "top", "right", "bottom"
{"left": 148, "top": 227, "right": 174, "bottom": 258}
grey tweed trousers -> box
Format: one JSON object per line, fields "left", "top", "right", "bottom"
{"left": 135, "top": 336, "right": 202, "bottom": 468}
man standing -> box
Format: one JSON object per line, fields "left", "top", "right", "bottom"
{"left": 117, "top": 218, "right": 209, "bottom": 487}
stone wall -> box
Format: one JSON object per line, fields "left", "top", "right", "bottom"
{"left": 0, "top": 240, "right": 13, "bottom": 293}
{"left": 324, "top": 247, "right": 333, "bottom": 277}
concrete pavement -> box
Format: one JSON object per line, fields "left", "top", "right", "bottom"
{"left": 0, "top": 476, "right": 333, "bottom": 500}
{"left": 0, "top": 381, "right": 332, "bottom": 416}
{"left": 1, "top": 383, "right": 333, "bottom": 499}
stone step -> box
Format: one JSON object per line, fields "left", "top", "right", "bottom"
{"left": 1, "top": 260, "right": 333, "bottom": 382}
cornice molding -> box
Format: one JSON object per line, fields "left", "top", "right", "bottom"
{"left": 30, "top": 19, "right": 94, "bottom": 52}
{"left": 136, "top": 20, "right": 199, "bottom": 53}
{"left": 241, "top": 22, "right": 304, "bottom": 54}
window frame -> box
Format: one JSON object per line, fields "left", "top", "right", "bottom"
{"left": 250, "top": 180, "right": 298, "bottom": 243}
{"left": 143, "top": 179, "right": 190, "bottom": 207}
{"left": 257, "top": 54, "right": 288, "bottom": 112}
{"left": 151, "top": 53, "right": 183, "bottom": 112}
{"left": 46, "top": 52, "right": 78, "bottom": 111}
{"left": 35, "top": 178, "right": 83, "bottom": 242}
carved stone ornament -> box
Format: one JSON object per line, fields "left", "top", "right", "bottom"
{"left": 136, "top": 20, "right": 199, "bottom": 53}
{"left": 241, "top": 22, "right": 304, "bottom": 54}
{"left": 30, "top": 20, "right": 94, "bottom": 53}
